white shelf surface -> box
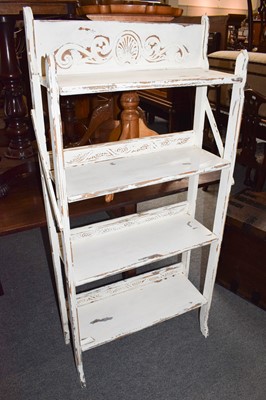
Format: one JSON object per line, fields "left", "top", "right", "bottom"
{"left": 65, "top": 146, "right": 229, "bottom": 202}
{"left": 53, "top": 68, "right": 241, "bottom": 96}
{"left": 71, "top": 203, "right": 217, "bottom": 286}
{"left": 77, "top": 263, "right": 207, "bottom": 351}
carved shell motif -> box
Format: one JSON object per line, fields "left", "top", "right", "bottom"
{"left": 115, "top": 31, "right": 141, "bottom": 64}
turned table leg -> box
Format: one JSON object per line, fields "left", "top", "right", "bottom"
{"left": 0, "top": 15, "right": 33, "bottom": 159}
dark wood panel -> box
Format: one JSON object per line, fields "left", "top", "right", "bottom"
{"left": 0, "top": 1, "right": 77, "bottom": 16}
{"left": 217, "top": 190, "right": 266, "bottom": 310}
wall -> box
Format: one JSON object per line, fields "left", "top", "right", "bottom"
{"left": 170, "top": 0, "right": 260, "bottom": 16}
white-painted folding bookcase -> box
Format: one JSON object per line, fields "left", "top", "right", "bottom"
{"left": 23, "top": 7, "right": 248, "bottom": 387}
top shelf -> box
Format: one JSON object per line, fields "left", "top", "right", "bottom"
{"left": 45, "top": 68, "right": 242, "bottom": 96}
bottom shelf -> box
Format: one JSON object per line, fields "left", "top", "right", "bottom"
{"left": 77, "top": 263, "right": 207, "bottom": 351}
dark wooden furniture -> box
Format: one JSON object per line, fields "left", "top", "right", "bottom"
{"left": 0, "top": 0, "right": 77, "bottom": 198}
{"left": 208, "top": 52, "right": 266, "bottom": 190}
{"left": 217, "top": 190, "right": 266, "bottom": 310}
{"left": 257, "top": 0, "right": 266, "bottom": 51}
{"left": 138, "top": 87, "right": 195, "bottom": 132}
{"left": 178, "top": 14, "right": 246, "bottom": 51}
{"left": 237, "top": 89, "right": 266, "bottom": 191}
{"left": 0, "top": 0, "right": 77, "bottom": 158}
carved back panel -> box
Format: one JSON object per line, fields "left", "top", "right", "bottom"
{"left": 23, "top": 7, "right": 209, "bottom": 78}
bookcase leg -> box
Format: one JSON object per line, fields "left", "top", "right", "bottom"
{"left": 77, "top": 361, "right": 86, "bottom": 388}
{"left": 50, "top": 244, "right": 70, "bottom": 345}
{"left": 199, "top": 240, "right": 222, "bottom": 338}
{"left": 199, "top": 307, "right": 209, "bottom": 338}
{"left": 67, "top": 293, "right": 86, "bottom": 387}
{"left": 40, "top": 168, "right": 70, "bottom": 344}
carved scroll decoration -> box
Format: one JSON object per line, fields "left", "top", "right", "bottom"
{"left": 54, "top": 35, "right": 112, "bottom": 68}
{"left": 54, "top": 29, "right": 189, "bottom": 69}
{"left": 175, "top": 45, "right": 189, "bottom": 61}
{"left": 77, "top": 265, "right": 181, "bottom": 306}
{"left": 72, "top": 203, "right": 188, "bottom": 240}
{"left": 65, "top": 134, "right": 191, "bottom": 166}
{"left": 143, "top": 35, "right": 167, "bottom": 62}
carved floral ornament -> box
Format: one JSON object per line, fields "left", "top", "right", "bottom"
{"left": 54, "top": 29, "right": 189, "bottom": 69}
{"left": 66, "top": 135, "right": 190, "bottom": 165}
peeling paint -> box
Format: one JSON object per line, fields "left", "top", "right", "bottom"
{"left": 90, "top": 317, "right": 113, "bottom": 324}
{"left": 24, "top": 6, "right": 248, "bottom": 387}
{"left": 187, "top": 221, "right": 197, "bottom": 229}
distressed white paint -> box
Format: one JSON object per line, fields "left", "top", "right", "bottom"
{"left": 64, "top": 131, "right": 194, "bottom": 165}
{"left": 23, "top": 6, "right": 248, "bottom": 388}
{"left": 34, "top": 18, "right": 209, "bottom": 75}
{"left": 200, "top": 51, "right": 248, "bottom": 337}
{"left": 54, "top": 69, "right": 242, "bottom": 96}
{"left": 64, "top": 146, "right": 230, "bottom": 202}
{"left": 39, "top": 160, "right": 70, "bottom": 343}
{"left": 77, "top": 264, "right": 207, "bottom": 351}
{"left": 71, "top": 202, "right": 217, "bottom": 286}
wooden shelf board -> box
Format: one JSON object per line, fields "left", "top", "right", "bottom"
{"left": 71, "top": 203, "right": 217, "bottom": 286}
{"left": 0, "top": 167, "right": 220, "bottom": 236}
{"left": 65, "top": 146, "right": 228, "bottom": 202}
{"left": 55, "top": 68, "right": 241, "bottom": 96}
{"left": 77, "top": 263, "right": 207, "bottom": 351}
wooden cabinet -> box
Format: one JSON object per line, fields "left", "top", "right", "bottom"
{"left": 217, "top": 190, "right": 266, "bottom": 310}
{"left": 138, "top": 87, "right": 195, "bottom": 132}
{"left": 23, "top": 8, "right": 248, "bottom": 388}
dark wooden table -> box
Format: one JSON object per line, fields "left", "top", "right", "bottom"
{"left": 0, "top": 0, "right": 77, "bottom": 199}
